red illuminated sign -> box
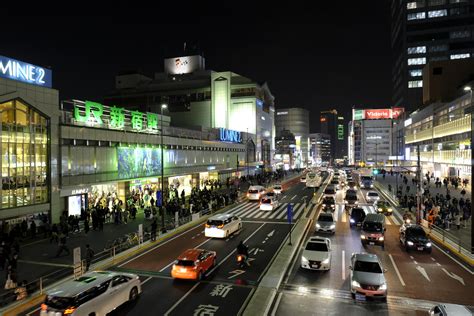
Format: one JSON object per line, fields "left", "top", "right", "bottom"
{"left": 320, "top": 117, "right": 327, "bottom": 122}
{"left": 392, "top": 107, "right": 404, "bottom": 119}
{"left": 364, "top": 109, "right": 391, "bottom": 119}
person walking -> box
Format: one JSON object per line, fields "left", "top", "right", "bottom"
{"left": 55, "top": 232, "right": 70, "bottom": 257}
{"left": 84, "top": 219, "right": 90, "bottom": 235}
{"left": 454, "top": 212, "right": 461, "bottom": 230}
{"left": 151, "top": 219, "right": 157, "bottom": 242}
{"left": 14, "top": 280, "right": 28, "bottom": 301}
{"left": 85, "top": 244, "right": 95, "bottom": 271}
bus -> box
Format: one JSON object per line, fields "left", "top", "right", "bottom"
{"left": 306, "top": 172, "right": 322, "bottom": 188}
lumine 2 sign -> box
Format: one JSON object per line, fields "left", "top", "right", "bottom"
{"left": 0, "top": 55, "right": 52, "bottom": 88}
{"left": 74, "top": 101, "right": 160, "bottom": 131}
{"left": 219, "top": 128, "right": 242, "bottom": 143}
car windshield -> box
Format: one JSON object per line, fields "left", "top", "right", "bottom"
{"left": 305, "top": 242, "right": 328, "bottom": 251}
{"left": 45, "top": 296, "right": 76, "bottom": 310}
{"left": 266, "top": 193, "right": 275, "bottom": 197}
{"left": 176, "top": 260, "right": 195, "bottom": 267}
{"left": 249, "top": 190, "right": 259, "bottom": 194}
{"left": 261, "top": 198, "right": 272, "bottom": 204}
{"left": 274, "top": 186, "right": 281, "bottom": 189}
{"left": 318, "top": 214, "right": 333, "bottom": 222}
{"left": 368, "top": 193, "right": 378, "bottom": 197}
{"left": 354, "top": 260, "right": 382, "bottom": 273}
{"left": 378, "top": 201, "right": 388, "bottom": 207}
{"left": 325, "top": 189, "right": 335, "bottom": 194}
{"left": 323, "top": 197, "right": 334, "bottom": 203}
{"left": 331, "top": 181, "right": 339, "bottom": 184}
{"left": 363, "top": 222, "right": 383, "bottom": 232}
{"left": 361, "top": 176, "right": 373, "bottom": 181}
{"left": 346, "top": 194, "right": 357, "bottom": 200}
{"left": 408, "top": 228, "right": 426, "bottom": 237}
{"left": 352, "top": 209, "right": 364, "bottom": 216}
{"left": 207, "top": 220, "right": 223, "bottom": 226}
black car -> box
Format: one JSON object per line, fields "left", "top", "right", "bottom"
{"left": 322, "top": 196, "right": 335, "bottom": 210}
{"left": 399, "top": 225, "right": 432, "bottom": 253}
{"left": 349, "top": 207, "right": 366, "bottom": 228}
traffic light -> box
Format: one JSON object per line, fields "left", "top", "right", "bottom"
{"left": 372, "top": 169, "right": 379, "bottom": 175}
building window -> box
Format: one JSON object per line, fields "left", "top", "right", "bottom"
{"left": 407, "top": 1, "right": 425, "bottom": 9}
{"left": 409, "top": 69, "right": 423, "bottom": 77}
{"left": 450, "top": 30, "right": 471, "bottom": 39}
{"left": 407, "top": 12, "right": 426, "bottom": 20}
{"left": 429, "top": 44, "right": 448, "bottom": 52}
{"left": 430, "top": 56, "right": 448, "bottom": 62}
{"left": 408, "top": 57, "right": 426, "bottom": 65}
{"left": 408, "top": 80, "right": 423, "bottom": 88}
{"left": 450, "top": 53, "right": 470, "bottom": 60}
{"left": 407, "top": 46, "right": 426, "bottom": 54}
{"left": 450, "top": 7, "right": 467, "bottom": 15}
{"left": 428, "top": 0, "right": 446, "bottom": 5}
{"left": 428, "top": 9, "right": 447, "bottom": 18}
{"left": 450, "top": 0, "right": 467, "bottom": 3}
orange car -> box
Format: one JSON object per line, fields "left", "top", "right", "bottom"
{"left": 171, "top": 249, "right": 217, "bottom": 280}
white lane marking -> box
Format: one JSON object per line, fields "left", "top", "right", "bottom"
{"left": 159, "top": 237, "right": 211, "bottom": 272}
{"left": 270, "top": 292, "right": 284, "bottom": 316}
{"left": 432, "top": 243, "right": 474, "bottom": 275}
{"left": 240, "top": 205, "right": 262, "bottom": 218}
{"left": 431, "top": 257, "right": 436, "bottom": 261}
{"left": 269, "top": 203, "right": 289, "bottom": 219}
{"left": 291, "top": 194, "right": 297, "bottom": 200}
{"left": 385, "top": 216, "right": 392, "bottom": 225}
{"left": 228, "top": 269, "right": 246, "bottom": 279}
{"left": 164, "top": 282, "right": 200, "bottom": 316}
{"left": 410, "top": 256, "right": 414, "bottom": 260}
{"left": 207, "top": 223, "right": 266, "bottom": 275}
{"left": 442, "top": 268, "right": 465, "bottom": 285}
{"left": 233, "top": 204, "right": 258, "bottom": 217}
{"left": 118, "top": 224, "right": 202, "bottom": 267}
{"left": 245, "top": 208, "right": 262, "bottom": 218}
{"left": 293, "top": 203, "right": 306, "bottom": 220}
{"left": 26, "top": 307, "right": 41, "bottom": 316}
{"left": 413, "top": 260, "right": 418, "bottom": 265}
{"left": 342, "top": 250, "right": 345, "bottom": 280}
{"left": 391, "top": 214, "right": 401, "bottom": 225}
{"left": 142, "top": 276, "right": 153, "bottom": 285}
{"left": 416, "top": 265, "right": 431, "bottom": 282}
{"left": 341, "top": 211, "right": 347, "bottom": 223}
{"left": 436, "top": 263, "right": 441, "bottom": 267}
{"left": 389, "top": 254, "right": 406, "bottom": 286}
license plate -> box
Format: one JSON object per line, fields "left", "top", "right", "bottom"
{"left": 369, "top": 242, "right": 375, "bottom": 245}
{"left": 312, "top": 264, "right": 319, "bottom": 268}
{"left": 355, "top": 293, "right": 366, "bottom": 301}
{"left": 180, "top": 268, "right": 187, "bottom": 273}
{"left": 417, "top": 247, "right": 423, "bottom": 251}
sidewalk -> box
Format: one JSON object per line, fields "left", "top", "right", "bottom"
{"left": 375, "top": 172, "right": 472, "bottom": 249}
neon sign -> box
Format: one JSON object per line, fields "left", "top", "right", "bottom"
{"left": 219, "top": 128, "right": 242, "bottom": 143}
{"left": 0, "top": 55, "right": 52, "bottom": 88}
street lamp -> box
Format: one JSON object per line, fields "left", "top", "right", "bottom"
{"left": 160, "top": 103, "right": 167, "bottom": 233}
{"left": 463, "top": 86, "right": 473, "bottom": 254}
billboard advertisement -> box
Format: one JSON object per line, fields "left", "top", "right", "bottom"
{"left": 353, "top": 108, "right": 405, "bottom": 120}
{"left": 164, "top": 55, "right": 205, "bottom": 75}
{"left": 117, "top": 147, "right": 162, "bottom": 179}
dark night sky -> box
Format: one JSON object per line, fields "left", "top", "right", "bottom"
{"left": 2, "top": 2, "right": 392, "bottom": 133}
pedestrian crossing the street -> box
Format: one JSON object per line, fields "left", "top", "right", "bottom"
{"left": 228, "top": 202, "right": 307, "bottom": 221}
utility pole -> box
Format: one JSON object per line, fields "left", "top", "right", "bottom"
{"left": 416, "top": 144, "right": 421, "bottom": 224}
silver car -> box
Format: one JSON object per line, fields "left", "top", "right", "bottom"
{"left": 349, "top": 253, "right": 387, "bottom": 300}
{"left": 366, "top": 191, "right": 380, "bottom": 204}
{"left": 316, "top": 212, "right": 336, "bottom": 234}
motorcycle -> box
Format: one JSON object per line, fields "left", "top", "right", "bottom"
{"left": 237, "top": 254, "right": 248, "bottom": 268}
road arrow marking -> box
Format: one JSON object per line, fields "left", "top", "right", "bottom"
{"left": 268, "top": 230, "right": 275, "bottom": 237}
{"left": 442, "top": 268, "right": 465, "bottom": 286}
{"left": 228, "top": 269, "right": 246, "bottom": 279}
{"left": 416, "top": 266, "right": 431, "bottom": 282}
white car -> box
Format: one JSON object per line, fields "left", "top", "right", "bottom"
{"left": 316, "top": 212, "right": 336, "bottom": 233}
{"left": 40, "top": 271, "right": 141, "bottom": 316}
{"left": 350, "top": 253, "right": 387, "bottom": 300}
{"left": 366, "top": 191, "right": 380, "bottom": 204}
{"left": 273, "top": 184, "right": 283, "bottom": 194}
{"left": 301, "top": 237, "right": 331, "bottom": 270}
{"left": 205, "top": 213, "right": 242, "bottom": 238}
{"left": 260, "top": 196, "right": 280, "bottom": 211}
{"left": 247, "top": 185, "right": 266, "bottom": 201}
{"left": 429, "top": 303, "right": 473, "bottom": 316}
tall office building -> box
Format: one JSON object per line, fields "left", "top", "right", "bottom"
{"left": 275, "top": 108, "right": 310, "bottom": 167}
{"left": 391, "top": 0, "right": 474, "bottom": 111}
{"left": 320, "top": 109, "right": 346, "bottom": 160}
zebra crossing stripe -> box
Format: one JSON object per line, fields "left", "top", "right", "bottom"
{"left": 231, "top": 203, "right": 256, "bottom": 216}
{"left": 293, "top": 203, "right": 306, "bottom": 219}
{"left": 245, "top": 208, "right": 264, "bottom": 218}
{"left": 253, "top": 210, "right": 267, "bottom": 218}
{"left": 261, "top": 203, "right": 286, "bottom": 219}
{"left": 269, "top": 203, "right": 288, "bottom": 219}
{"left": 277, "top": 203, "right": 296, "bottom": 219}
{"left": 385, "top": 216, "right": 391, "bottom": 225}
{"left": 236, "top": 203, "right": 260, "bottom": 217}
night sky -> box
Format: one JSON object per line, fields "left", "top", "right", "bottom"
{"left": 2, "top": 3, "right": 392, "bottom": 133}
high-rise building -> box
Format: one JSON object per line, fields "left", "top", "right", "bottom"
{"left": 320, "top": 109, "right": 346, "bottom": 160}
{"left": 309, "top": 133, "right": 331, "bottom": 166}
{"left": 391, "top": 0, "right": 474, "bottom": 111}
{"left": 275, "top": 108, "right": 310, "bottom": 167}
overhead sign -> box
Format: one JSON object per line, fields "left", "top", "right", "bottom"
{"left": 0, "top": 55, "right": 52, "bottom": 88}
{"left": 353, "top": 108, "right": 405, "bottom": 120}
{"left": 219, "top": 128, "right": 242, "bottom": 143}
{"left": 164, "top": 55, "right": 205, "bottom": 75}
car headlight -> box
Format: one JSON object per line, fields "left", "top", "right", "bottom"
{"left": 361, "top": 235, "right": 366, "bottom": 239}
{"left": 322, "top": 204, "right": 326, "bottom": 207}
{"left": 352, "top": 280, "right": 361, "bottom": 288}
{"left": 379, "top": 283, "right": 387, "bottom": 290}
{"left": 350, "top": 218, "right": 355, "bottom": 223}
{"left": 301, "top": 256, "right": 309, "bottom": 264}
{"left": 388, "top": 208, "right": 392, "bottom": 212}
{"left": 407, "top": 241, "right": 414, "bottom": 246}
{"left": 316, "top": 223, "right": 321, "bottom": 228}
{"left": 370, "top": 184, "right": 374, "bottom": 188}
{"left": 322, "top": 258, "right": 330, "bottom": 264}
{"left": 378, "top": 236, "right": 384, "bottom": 241}
{"left": 378, "top": 208, "right": 383, "bottom": 212}
{"left": 426, "top": 242, "right": 432, "bottom": 247}
{"left": 330, "top": 224, "right": 336, "bottom": 229}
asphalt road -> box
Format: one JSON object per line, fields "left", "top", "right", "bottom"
{"left": 26, "top": 181, "right": 316, "bottom": 316}
{"left": 272, "top": 181, "right": 474, "bottom": 315}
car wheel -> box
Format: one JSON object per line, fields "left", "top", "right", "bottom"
{"left": 88, "top": 313, "right": 96, "bottom": 316}
{"left": 238, "top": 223, "right": 242, "bottom": 230}
{"left": 129, "top": 287, "right": 139, "bottom": 302}
{"left": 212, "top": 258, "right": 217, "bottom": 268}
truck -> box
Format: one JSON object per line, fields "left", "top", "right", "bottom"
{"left": 355, "top": 170, "right": 375, "bottom": 189}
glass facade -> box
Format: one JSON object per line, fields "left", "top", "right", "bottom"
{"left": 0, "top": 99, "right": 49, "bottom": 208}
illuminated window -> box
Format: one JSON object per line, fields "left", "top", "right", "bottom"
{"left": 428, "top": 9, "right": 447, "bottom": 18}
{"left": 429, "top": 44, "right": 448, "bottom": 52}
{"left": 428, "top": 0, "right": 446, "bottom": 5}
{"left": 408, "top": 57, "right": 426, "bottom": 65}
{"left": 408, "top": 80, "right": 423, "bottom": 88}
{"left": 407, "top": 12, "right": 426, "bottom": 20}
{"left": 450, "top": 30, "right": 470, "bottom": 39}
{"left": 407, "top": 46, "right": 426, "bottom": 54}
{"left": 450, "top": 53, "right": 470, "bottom": 60}
{"left": 407, "top": 1, "right": 424, "bottom": 9}
{"left": 409, "top": 69, "right": 423, "bottom": 77}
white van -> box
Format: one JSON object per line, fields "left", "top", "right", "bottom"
{"left": 247, "top": 185, "right": 266, "bottom": 201}
{"left": 40, "top": 271, "right": 141, "bottom": 316}
{"left": 205, "top": 213, "right": 242, "bottom": 238}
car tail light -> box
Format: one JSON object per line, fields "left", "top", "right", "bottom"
{"left": 247, "top": 193, "right": 250, "bottom": 197}
{"left": 205, "top": 224, "right": 210, "bottom": 228}
{"left": 64, "top": 307, "right": 76, "bottom": 315}
{"left": 41, "top": 304, "right": 47, "bottom": 311}
{"left": 217, "top": 224, "right": 224, "bottom": 228}
{"left": 237, "top": 255, "right": 243, "bottom": 262}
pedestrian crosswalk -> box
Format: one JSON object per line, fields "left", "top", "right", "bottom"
{"left": 228, "top": 202, "right": 307, "bottom": 221}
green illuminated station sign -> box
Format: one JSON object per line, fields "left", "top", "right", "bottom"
{"left": 337, "top": 124, "right": 344, "bottom": 140}
{"left": 73, "top": 101, "right": 159, "bottom": 131}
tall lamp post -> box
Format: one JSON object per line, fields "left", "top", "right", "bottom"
{"left": 463, "top": 86, "right": 473, "bottom": 254}
{"left": 160, "top": 103, "right": 167, "bottom": 233}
